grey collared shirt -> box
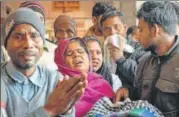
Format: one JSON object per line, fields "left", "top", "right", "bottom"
{"left": 1, "top": 61, "right": 75, "bottom": 117}
{"left": 6, "top": 61, "right": 42, "bottom": 102}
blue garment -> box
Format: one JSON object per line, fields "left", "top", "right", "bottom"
{"left": 6, "top": 61, "right": 42, "bottom": 102}
{"left": 1, "top": 61, "right": 75, "bottom": 117}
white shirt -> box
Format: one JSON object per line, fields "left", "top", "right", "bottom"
{"left": 112, "top": 73, "right": 122, "bottom": 92}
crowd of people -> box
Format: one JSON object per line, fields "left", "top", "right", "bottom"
{"left": 1, "top": 1, "right": 179, "bottom": 117}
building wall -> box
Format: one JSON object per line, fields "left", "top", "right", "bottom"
{"left": 1, "top": 1, "right": 137, "bottom": 38}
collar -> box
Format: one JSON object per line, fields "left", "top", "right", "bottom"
{"left": 5, "top": 61, "right": 42, "bottom": 87}
{"left": 164, "top": 35, "right": 179, "bottom": 56}
{"left": 153, "top": 35, "right": 179, "bottom": 61}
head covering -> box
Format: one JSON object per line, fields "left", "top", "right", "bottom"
{"left": 54, "top": 15, "right": 77, "bottom": 35}
{"left": 54, "top": 38, "right": 114, "bottom": 117}
{"left": 83, "top": 36, "right": 113, "bottom": 86}
{"left": 2, "top": 8, "right": 45, "bottom": 48}
{"left": 104, "top": 34, "right": 134, "bottom": 73}
{"left": 19, "top": 1, "right": 45, "bottom": 20}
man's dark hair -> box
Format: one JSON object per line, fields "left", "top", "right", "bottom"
{"left": 100, "top": 10, "right": 123, "bottom": 28}
{"left": 171, "top": 2, "right": 179, "bottom": 24}
{"left": 92, "top": 2, "right": 116, "bottom": 17}
{"left": 126, "top": 26, "right": 138, "bottom": 37}
{"left": 137, "top": 1, "right": 178, "bottom": 35}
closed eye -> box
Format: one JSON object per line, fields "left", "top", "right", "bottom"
{"left": 77, "top": 49, "right": 85, "bottom": 54}
{"left": 65, "top": 51, "right": 73, "bottom": 56}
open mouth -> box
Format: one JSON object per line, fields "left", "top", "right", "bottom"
{"left": 74, "top": 60, "right": 83, "bottom": 67}
{"left": 92, "top": 60, "right": 99, "bottom": 66}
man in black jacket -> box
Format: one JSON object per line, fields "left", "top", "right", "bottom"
{"left": 117, "top": 1, "right": 179, "bottom": 117}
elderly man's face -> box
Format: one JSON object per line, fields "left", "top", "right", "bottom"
{"left": 55, "top": 23, "right": 76, "bottom": 42}
{"left": 101, "top": 16, "right": 126, "bottom": 38}
{"left": 6, "top": 24, "right": 44, "bottom": 69}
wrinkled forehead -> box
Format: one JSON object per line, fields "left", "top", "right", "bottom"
{"left": 57, "top": 22, "right": 74, "bottom": 29}
{"left": 55, "top": 20, "right": 75, "bottom": 31}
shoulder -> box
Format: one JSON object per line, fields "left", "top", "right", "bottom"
{"left": 137, "top": 52, "right": 152, "bottom": 66}
{"left": 1, "top": 65, "right": 9, "bottom": 103}
{"left": 135, "top": 52, "right": 152, "bottom": 79}
{"left": 1, "top": 62, "right": 9, "bottom": 81}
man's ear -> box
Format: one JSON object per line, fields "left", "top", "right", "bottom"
{"left": 151, "top": 24, "right": 159, "bottom": 38}
{"left": 92, "top": 16, "right": 97, "bottom": 25}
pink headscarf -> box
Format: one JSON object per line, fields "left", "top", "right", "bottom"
{"left": 54, "top": 38, "right": 114, "bottom": 117}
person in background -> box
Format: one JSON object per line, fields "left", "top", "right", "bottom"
{"left": 1, "top": 44, "right": 9, "bottom": 66}
{"left": 1, "top": 6, "right": 11, "bottom": 65}
{"left": 83, "top": 36, "right": 122, "bottom": 92}
{"left": 104, "top": 34, "right": 135, "bottom": 89}
{"left": 85, "top": 2, "right": 116, "bottom": 46}
{"left": 19, "top": 1, "right": 45, "bottom": 24}
{"left": 126, "top": 26, "right": 146, "bottom": 62}
{"left": 126, "top": 26, "right": 141, "bottom": 51}
{"left": 100, "top": 10, "right": 137, "bottom": 89}
{"left": 1, "top": 8, "right": 87, "bottom": 117}
{"left": 117, "top": 1, "right": 179, "bottom": 116}
{"left": 100, "top": 10, "right": 127, "bottom": 39}
{"left": 54, "top": 15, "right": 77, "bottom": 44}
{"left": 20, "top": 1, "right": 58, "bottom": 70}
